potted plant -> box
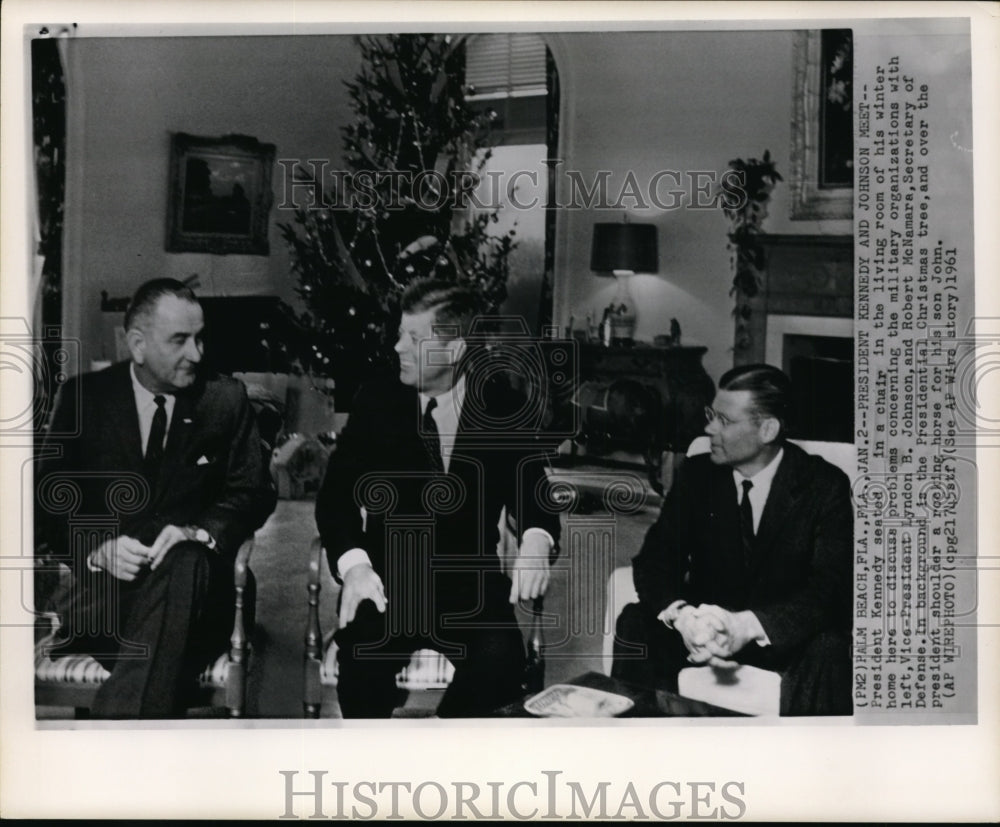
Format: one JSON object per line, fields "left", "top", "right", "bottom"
{"left": 720, "top": 150, "right": 782, "bottom": 355}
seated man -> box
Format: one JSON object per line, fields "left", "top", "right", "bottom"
{"left": 612, "top": 364, "right": 853, "bottom": 715}
{"left": 316, "top": 278, "right": 561, "bottom": 718}
{"left": 37, "top": 278, "right": 276, "bottom": 718}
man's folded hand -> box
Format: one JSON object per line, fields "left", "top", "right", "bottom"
{"left": 91, "top": 535, "right": 152, "bottom": 581}
{"left": 148, "top": 524, "right": 198, "bottom": 570}
{"left": 674, "top": 605, "right": 729, "bottom": 664}
{"left": 508, "top": 532, "right": 551, "bottom": 604}
{"left": 686, "top": 604, "right": 765, "bottom": 665}
{"left": 339, "top": 562, "right": 387, "bottom": 628}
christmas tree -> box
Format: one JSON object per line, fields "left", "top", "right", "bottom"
{"left": 278, "top": 34, "right": 516, "bottom": 401}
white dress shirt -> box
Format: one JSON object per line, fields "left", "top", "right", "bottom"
{"left": 418, "top": 375, "right": 466, "bottom": 474}
{"left": 130, "top": 362, "right": 176, "bottom": 455}
{"left": 732, "top": 446, "right": 784, "bottom": 534}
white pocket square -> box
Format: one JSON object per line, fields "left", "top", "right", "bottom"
{"left": 196, "top": 455, "right": 211, "bottom": 466}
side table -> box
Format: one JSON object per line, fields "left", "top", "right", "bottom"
{"left": 563, "top": 344, "right": 715, "bottom": 490}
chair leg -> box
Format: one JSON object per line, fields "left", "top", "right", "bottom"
{"left": 303, "top": 656, "right": 323, "bottom": 719}
{"left": 226, "top": 600, "right": 249, "bottom": 717}
{"left": 226, "top": 658, "right": 246, "bottom": 718}
{"left": 523, "top": 596, "right": 546, "bottom": 694}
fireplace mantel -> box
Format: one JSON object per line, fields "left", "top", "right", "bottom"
{"left": 736, "top": 233, "right": 853, "bottom": 366}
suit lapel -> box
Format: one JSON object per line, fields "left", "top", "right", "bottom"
{"left": 106, "top": 364, "right": 144, "bottom": 471}
{"left": 753, "top": 446, "right": 803, "bottom": 561}
{"left": 709, "top": 465, "right": 741, "bottom": 566}
{"left": 452, "top": 389, "right": 473, "bottom": 461}
{"left": 407, "top": 387, "right": 437, "bottom": 472}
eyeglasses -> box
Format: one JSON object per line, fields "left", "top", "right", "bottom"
{"left": 704, "top": 406, "right": 758, "bottom": 428}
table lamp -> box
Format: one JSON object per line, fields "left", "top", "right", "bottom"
{"left": 590, "top": 220, "right": 659, "bottom": 345}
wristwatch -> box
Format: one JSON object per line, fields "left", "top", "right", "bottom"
{"left": 192, "top": 526, "right": 218, "bottom": 551}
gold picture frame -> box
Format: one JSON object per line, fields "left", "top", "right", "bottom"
{"left": 166, "top": 132, "right": 276, "bottom": 255}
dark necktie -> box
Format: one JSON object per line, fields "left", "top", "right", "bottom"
{"left": 740, "top": 479, "right": 755, "bottom": 569}
{"left": 422, "top": 396, "right": 443, "bottom": 472}
{"left": 144, "top": 394, "right": 167, "bottom": 481}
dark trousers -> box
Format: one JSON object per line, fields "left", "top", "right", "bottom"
{"left": 53, "top": 541, "right": 234, "bottom": 718}
{"left": 611, "top": 602, "right": 852, "bottom": 716}
{"left": 334, "top": 599, "right": 526, "bottom": 718}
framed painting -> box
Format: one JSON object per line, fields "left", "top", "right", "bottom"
{"left": 789, "top": 30, "right": 853, "bottom": 220}
{"left": 166, "top": 132, "right": 276, "bottom": 255}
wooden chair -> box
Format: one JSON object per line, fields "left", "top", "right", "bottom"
{"left": 303, "top": 510, "right": 542, "bottom": 717}
{"left": 602, "top": 437, "right": 857, "bottom": 715}
{"left": 34, "top": 537, "right": 256, "bottom": 718}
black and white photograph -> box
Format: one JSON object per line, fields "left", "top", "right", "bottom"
{"left": 1, "top": 1, "right": 997, "bottom": 821}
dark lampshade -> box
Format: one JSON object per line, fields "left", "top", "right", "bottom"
{"left": 590, "top": 222, "right": 659, "bottom": 273}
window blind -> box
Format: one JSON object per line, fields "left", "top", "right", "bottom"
{"left": 465, "top": 33, "right": 547, "bottom": 99}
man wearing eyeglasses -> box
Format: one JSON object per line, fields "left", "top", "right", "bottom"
{"left": 612, "top": 363, "right": 853, "bottom": 715}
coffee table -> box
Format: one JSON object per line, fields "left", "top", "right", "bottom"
{"left": 491, "top": 671, "right": 747, "bottom": 718}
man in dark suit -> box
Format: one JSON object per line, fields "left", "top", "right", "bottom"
{"left": 612, "top": 364, "right": 853, "bottom": 715}
{"left": 37, "top": 279, "right": 275, "bottom": 718}
{"left": 315, "top": 279, "right": 561, "bottom": 718}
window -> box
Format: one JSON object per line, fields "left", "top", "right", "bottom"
{"left": 464, "top": 33, "right": 557, "bottom": 333}
{"left": 466, "top": 33, "right": 548, "bottom": 145}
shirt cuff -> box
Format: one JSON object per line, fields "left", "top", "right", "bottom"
{"left": 657, "top": 600, "right": 689, "bottom": 629}
{"left": 191, "top": 526, "right": 218, "bottom": 551}
{"left": 337, "top": 548, "right": 372, "bottom": 581}
{"left": 521, "top": 527, "right": 554, "bottom": 550}
{"left": 741, "top": 611, "right": 771, "bottom": 647}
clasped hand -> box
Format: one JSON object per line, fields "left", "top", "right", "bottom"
{"left": 673, "top": 604, "right": 758, "bottom": 668}
{"left": 92, "top": 525, "right": 203, "bottom": 581}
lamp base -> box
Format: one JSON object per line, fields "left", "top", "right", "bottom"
{"left": 609, "top": 270, "right": 637, "bottom": 345}
{"left": 609, "top": 319, "right": 635, "bottom": 346}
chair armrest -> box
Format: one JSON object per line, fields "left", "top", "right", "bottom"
{"left": 229, "top": 537, "right": 255, "bottom": 650}
{"left": 307, "top": 534, "right": 324, "bottom": 590}
{"left": 602, "top": 566, "right": 639, "bottom": 676}
{"left": 304, "top": 536, "right": 325, "bottom": 717}
{"left": 234, "top": 535, "right": 254, "bottom": 588}
{"left": 305, "top": 536, "right": 324, "bottom": 659}
{"left": 227, "top": 536, "right": 255, "bottom": 717}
